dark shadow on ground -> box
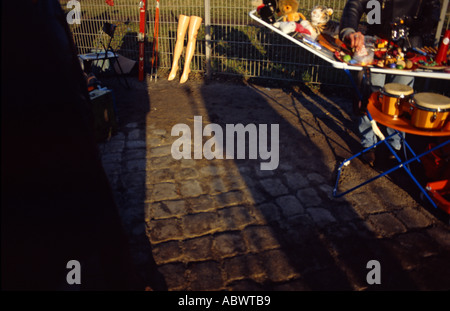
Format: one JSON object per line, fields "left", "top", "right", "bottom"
{"left": 197, "top": 77, "right": 429, "bottom": 290}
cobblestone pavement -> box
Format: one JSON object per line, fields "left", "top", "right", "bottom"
{"left": 98, "top": 76, "right": 450, "bottom": 291}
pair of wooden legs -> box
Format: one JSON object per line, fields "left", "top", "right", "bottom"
{"left": 168, "top": 15, "right": 202, "bottom": 83}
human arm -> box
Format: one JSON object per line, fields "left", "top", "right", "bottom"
{"left": 339, "top": 0, "right": 368, "bottom": 51}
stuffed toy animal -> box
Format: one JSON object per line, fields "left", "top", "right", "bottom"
{"left": 273, "top": 21, "right": 311, "bottom": 36}
{"left": 256, "top": 0, "right": 279, "bottom": 24}
{"left": 278, "top": 0, "right": 305, "bottom": 22}
{"left": 299, "top": 5, "right": 340, "bottom": 40}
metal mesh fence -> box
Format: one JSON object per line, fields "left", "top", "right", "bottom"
{"left": 62, "top": 0, "right": 449, "bottom": 86}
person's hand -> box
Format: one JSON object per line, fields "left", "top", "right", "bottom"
{"left": 346, "top": 32, "right": 365, "bottom": 52}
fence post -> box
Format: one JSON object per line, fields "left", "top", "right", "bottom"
{"left": 204, "top": 0, "right": 212, "bottom": 79}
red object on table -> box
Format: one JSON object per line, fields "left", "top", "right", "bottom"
{"left": 138, "top": 0, "right": 146, "bottom": 81}
{"left": 436, "top": 30, "right": 450, "bottom": 64}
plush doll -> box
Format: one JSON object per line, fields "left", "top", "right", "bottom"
{"left": 299, "top": 5, "right": 340, "bottom": 40}
{"left": 256, "top": 0, "right": 279, "bottom": 24}
{"left": 278, "top": 0, "right": 305, "bottom": 22}
{"left": 273, "top": 21, "right": 311, "bottom": 36}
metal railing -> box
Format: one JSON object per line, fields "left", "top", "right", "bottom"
{"left": 62, "top": 0, "right": 449, "bottom": 86}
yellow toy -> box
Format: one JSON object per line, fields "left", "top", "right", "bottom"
{"left": 278, "top": 0, "right": 305, "bottom": 22}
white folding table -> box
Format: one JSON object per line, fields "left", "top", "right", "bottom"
{"left": 249, "top": 10, "right": 450, "bottom": 212}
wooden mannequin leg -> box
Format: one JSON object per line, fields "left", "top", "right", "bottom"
{"left": 168, "top": 15, "right": 190, "bottom": 81}
{"left": 179, "top": 16, "right": 202, "bottom": 84}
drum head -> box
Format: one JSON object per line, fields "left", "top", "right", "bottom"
{"left": 383, "top": 83, "right": 414, "bottom": 96}
{"left": 413, "top": 93, "right": 450, "bottom": 110}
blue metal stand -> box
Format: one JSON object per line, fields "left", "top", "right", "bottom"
{"left": 335, "top": 69, "right": 450, "bottom": 209}
{"left": 333, "top": 128, "right": 450, "bottom": 209}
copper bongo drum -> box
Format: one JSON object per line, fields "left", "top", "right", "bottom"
{"left": 378, "top": 83, "right": 414, "bottom": 118}
{"left": 409, "top": 93, "right": 450, "bottom": 130}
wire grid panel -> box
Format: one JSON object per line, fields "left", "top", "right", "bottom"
{"left": 61, "top": 0, "right": 383, "bottom": 85}
{"left": 208, "top": 0, "right": 348, "bottom": 84}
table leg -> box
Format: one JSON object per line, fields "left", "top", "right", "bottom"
{"left": 334, "top": 134, "right": 450, "bottom": 209}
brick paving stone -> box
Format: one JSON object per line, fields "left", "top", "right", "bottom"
{"left": 187, "top": 195, "right": 217, "bottom": 212}
{"left": 175, "top": 167, "right": 199, "bottom": 180}
{"left": 242, "top": 226, "right": 279, "bottom": 253}
{"left": 150, "top": 129, "right": 168, "bottom": 136}
{"left": 125, "top": 159, "right": 146, "bottom": 172}
{"left": 147, "top": 137, "right": 165, "bottom": 146}
{"left": 223, "top": 254, "right": 266, "bottom": 282}
{"left": 306, "top": 207, "right": 336, "bottom": 228}
{"left": 347, "top": 191, "right": 386, "bottom": 215}
{"left": 151, "top": 241, "right": 183, "bottom": 264}
{"left": 260, "top": 249, "right": 299, "bottom": 282}
{"left": 180, "top": 158, "right": 197, "bottom": 167}
{"left": 149, "top": 155, "right": 177, "bottom": 169}
{"left": 149, "top": 145, "right": 172, "bottom": 157}
{"left": 257, "top": 202, "right": 281, "bottom": 223}
{"left": 329, "top": 204, "right": 362, "bottom": 222}
{"left": 182, "top": 212, "right": 220, "bottom": 237}
{"left": 259, "top": 178, "right": 289, "bottom": 197}
{"left": 367, "top": 213, "right": 407, "bottom": 237}
{"left": 147, "top": 168, "right": 175, "bottom": 183}
{"left": 209, "top": 177, "right": 228, "bottom": 193}
{"left": 296, "top": 187, "right": 322, "bottom": 207}
{"left": 150, "top": 182, "right": 179, "bottom": 202}
{"left": 246, "top": 186, "right": 267, "bottom": 204}
{"left": 225, "top": 174, "right": 248, "bottom": 191}
{"left": 275, "top": 195, "right": 305, "bottom": 217}
{"left": 188, "top": 261, "right": 224, "bottom": 290}
{"left": 147, "top": 218, "right": 183, "bottom": 243}
{"left": 214, "top": 190, "right": 251, "bottom": 207}
{"left": 150, "top": 200, "right": 186, "bottom": 219}
{"left": 127, "top": 128, "right": 141, "bottom": 140}
{"left": 217, "top": 205, "right": 255, "bottom": 230}
{"left": 101, "top": 152, "right": 122, "bottom": 164}
{"left": 306, "top": 172, "right": 326, "bottom": 184}
{"left": 126, "top": 139, "right": 147, "bottom": 149}
{"left": 199, "top": 165, "right": 225, "bottom": 177}
{"left": 254, "top": 167, "right": 274, "bottom": 178}
{"left": 182, "top": 236, "right": 214, "bottom": 261}
{"left": 180, "top": 179, "right": 204, "bottom": 197}
{"left": 213, "top": 232, "right": 247, "bottom": 257}
{"left": 395, "top": 207, "right": 433, "bottom": 229}
{"left": 123, "top": 148, "right": 146, "bottom": 161}
{"left": 101, "top": 140, "right": 125, "bottom": 154}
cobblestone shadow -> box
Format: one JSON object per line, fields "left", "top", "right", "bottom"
{"left": 99, "top": 75, "right": 450, "bottom": 291}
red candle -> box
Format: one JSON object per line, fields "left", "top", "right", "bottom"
{"left": 436, "top": 30, "right": 450, "bottom": 64}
